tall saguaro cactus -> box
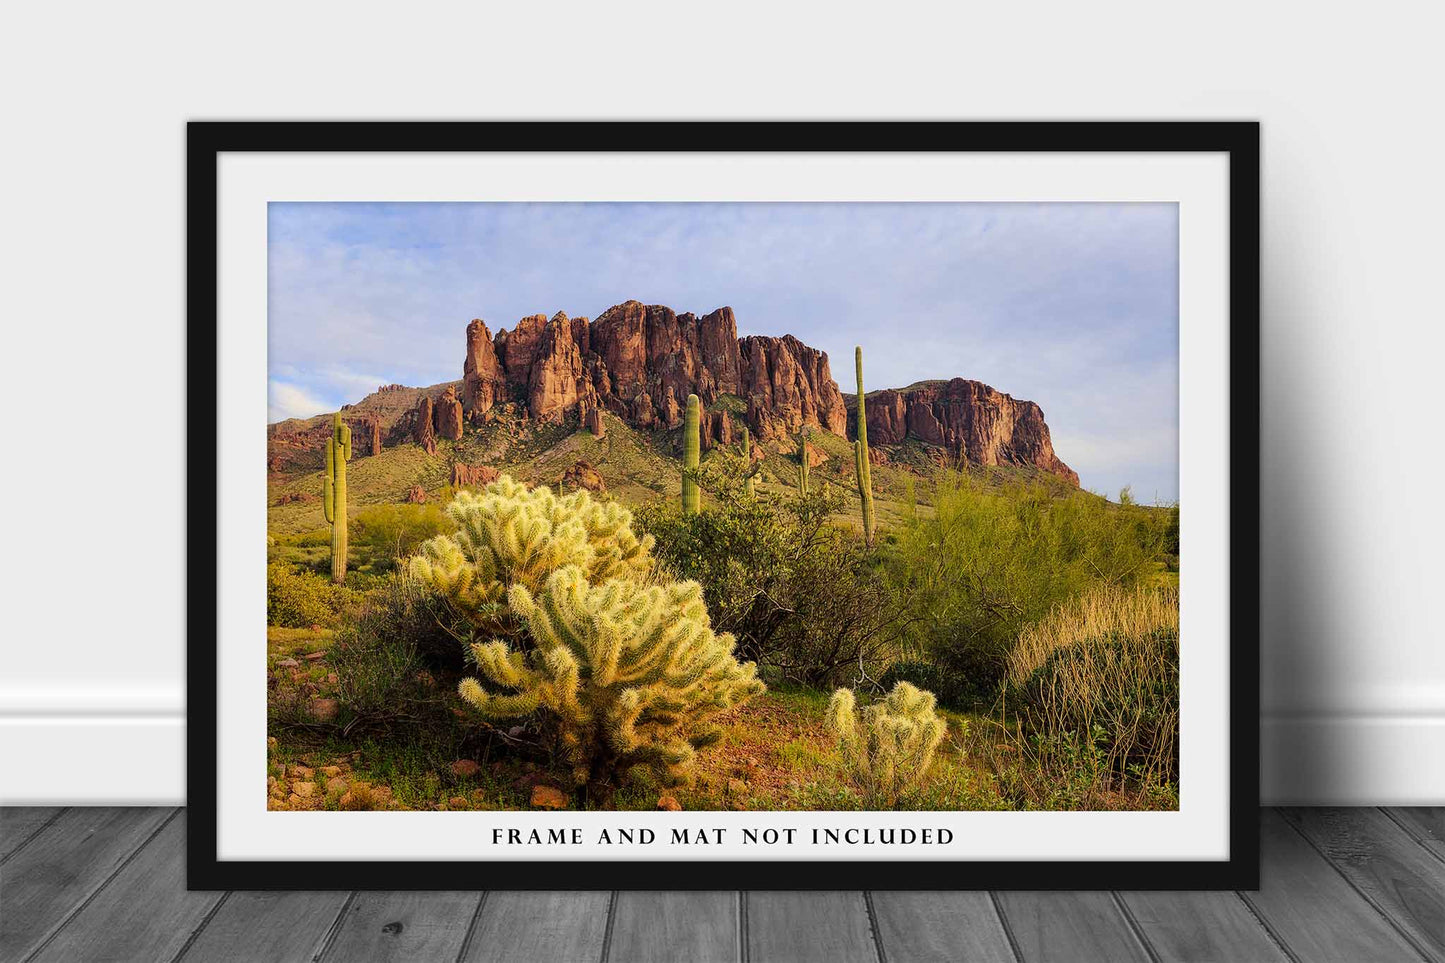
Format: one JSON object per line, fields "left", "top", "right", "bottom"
{"left": 854, "top": 346, "right": 876, "bottom": 549}
{"left": 796, "top": 430, "right": 810, "bottom": 495}
{"left": 682, "top": 393, "right": 701, "bottom": 515}
{"left": 740, "top": 425, "right": 756, "bottom": 496}
{"left": 323, "top": 412, "right": 352, "bottom": 584}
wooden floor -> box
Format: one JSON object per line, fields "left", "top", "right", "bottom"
{"left": 1, "top": 809, "right": 1441, "bottom": 962}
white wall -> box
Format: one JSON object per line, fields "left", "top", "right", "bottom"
{"left": 2, "top": 1, "right": 1440, "bottom": 805}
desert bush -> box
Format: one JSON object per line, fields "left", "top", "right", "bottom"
{"left": 885, "top": 472, "right": 1171, "bottom": 701}
{"left": 877, "top": 660, "right": 971, "bottom": 708}
{"left": 266, "top": 561, "right": 352, "bottom": 628}
{"left": 1005, "top": 584, "right": 1180, "bottom": 792}
{"left": 409, "top": 475, "right": 761, "bottom": 792}
{"left": 637, "top": 453, "right": 911, "bottom": 687}
{"left": 349, "top": 502, "right": 454, "bottom": 568}
{"left": 324, "top": 571, "right": 474, "bottom": 728}
{"left": 827, "top": 681, "right": 947, "bottom": 807}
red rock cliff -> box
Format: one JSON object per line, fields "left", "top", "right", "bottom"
{"left": 465, "top": 301, "right": 847, "bottom": 442}
{"left": 267, "top": 302, "right": 1077, "bottom": 489}
{"left": 861, "top": 379, "right": 1077, "bottom": 485}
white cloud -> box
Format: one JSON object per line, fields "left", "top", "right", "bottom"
{"left": 267, "top": 201, "right": 1181, "bottom": 498}
{"left": 268, "top": 380, "right": 333, "bottom": 423}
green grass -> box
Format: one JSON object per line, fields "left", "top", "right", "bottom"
{"left": 265, "top": 409, "right": 1178, "bottom": 813}
{"left": 264, "top": 640, "right": 1114, "bottom": 813}
{"left": 266, "top": 404, "right": 1083, "bottom": 543}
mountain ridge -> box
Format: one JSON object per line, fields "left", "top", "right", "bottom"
{"left": 267, "top": 301, "right": 1075, "bottom": 485}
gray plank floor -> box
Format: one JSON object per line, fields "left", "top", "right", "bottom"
{"left": 0, "top": 808, "right": 1439, "bottom": 962}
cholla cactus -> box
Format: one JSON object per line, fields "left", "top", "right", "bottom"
{"left": 324, "top": 412, "right": 352, "bottom": 584}
{"left": 409, "top": 476, "right": 654, "bottom": 625}
{"left": 459, "top": 566, "right": 765, "bottom": 788}
{"left": 827, "top": 682, "right": 947, "bottom": 807}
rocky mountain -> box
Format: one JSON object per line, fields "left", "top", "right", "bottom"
{"left": 459, "top": 301, "right": 846, "bottom": 445}
{"left": 854, "top": 379, "right": 1079, "bottom": 486}
{"left": 266, "top": 300, "right": 1075, "bottom": 485}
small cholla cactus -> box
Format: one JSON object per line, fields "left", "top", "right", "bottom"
{"left": 682, "top": 394, "right": 701, "bottom": 515}
{"left": 459, "top": 566, "right": 765, "bottom": 789}
{"left": 828, "top": 682, "right": 947, "bottom": 808}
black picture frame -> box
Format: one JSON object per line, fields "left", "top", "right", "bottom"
{"left": 189, "top": 120, "right": 1260, "bottom": 891}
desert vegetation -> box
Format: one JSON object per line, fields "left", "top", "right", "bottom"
{"left": 265, "top": 343, "right": 1180, "bottom": 814}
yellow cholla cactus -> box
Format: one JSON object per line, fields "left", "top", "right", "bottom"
{"left": 459, "top": 565, "right": 765, "bottom": 788}
{"left": 828, "top": 681, "right": 947, "bottom": 808}
{"left": 409, "top": 476, "right": 654, "bottom": 623}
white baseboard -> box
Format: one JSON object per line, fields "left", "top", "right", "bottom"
{"left": 0, "top": 716, "right": 185, "bottom": 805}
{"left": 2, "top": 711, "right": 1441, "bottom": 805}
{"left": 1261, "top": 714, "right": 1445, "bottom": 805}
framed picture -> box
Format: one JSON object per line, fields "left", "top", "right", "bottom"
{"left": 190, "top": 121, "right": 1259, "bottom": 889}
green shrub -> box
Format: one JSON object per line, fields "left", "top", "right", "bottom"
{"left": 637, "top": 453, "right": 908, "bottom": 687}
{"left": 349, "top": 502, "right": 454, "bottom": 568}
{"left": 885, "top": 472, "right": 1172, "bottom": 702}
{"left": 1006, "top": 585, "right": 1179, "bottom": 792}
{"left": 878, "top": 660, "right": 971, "bottom": 708}
{"left": 266, "top": 562, "right": 351, "bottom": 628}
{"left": 327, "top": 571, "right": 471, "bottom": 727}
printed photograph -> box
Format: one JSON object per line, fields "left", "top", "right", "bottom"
{"left": 264, "top": 202, "right": 1181, "bottom": 815}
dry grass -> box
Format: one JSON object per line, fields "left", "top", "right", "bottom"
{"left": 1000, "top": 585, "right": 1180, "bottom": 806}
{"left": 1008, "top": 583, "right": 1179, "bottom": 687}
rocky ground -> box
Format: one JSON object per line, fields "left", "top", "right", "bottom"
{"left": 265, "top": 625, "right": 1009, "bottom": 814}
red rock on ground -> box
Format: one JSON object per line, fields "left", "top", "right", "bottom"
{"left": 450, "top": 462, "right": 500, "bottom": 488}
{"left": 307, "top": 698, "right": 338, "bottom": 722}
{"left": 530, "top": 784, "right": 569, "bottom": 810}
{"left": 561, "top": 460, "right": 606, "bottom": 493}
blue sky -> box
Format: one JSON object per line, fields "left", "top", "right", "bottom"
{"left": 268, "top": 202, "right": 1179, "bottom": 502}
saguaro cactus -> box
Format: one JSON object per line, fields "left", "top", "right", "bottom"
{"left": 854, "top": 346, "right": 876, "bottom": 549}
{"left": 796, "top": 430, "right": 810, "bottom": 494}
{"left": 740, "top": 425, "right": 755, "bottom": 496}
{"left": 323, "top": 412, "right": 352, "bottom": 584}
{"left": 682, "top": 393, "right": 701, "bottom": 515}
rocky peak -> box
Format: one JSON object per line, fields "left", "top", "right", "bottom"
{"left": 494, "top": 313, "right": 549, "bottom": 386}
{"left": 462, "top": 318, "right": 505, "bottom": 414}
{"left": 266, "top": 301, "right": 1076, "bottom": 490}
{"left": 466, "top": 301, "right": 848, "bottom": 442}
{"left": 859, "top": 379, "right": 1078, "bottom": 484}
